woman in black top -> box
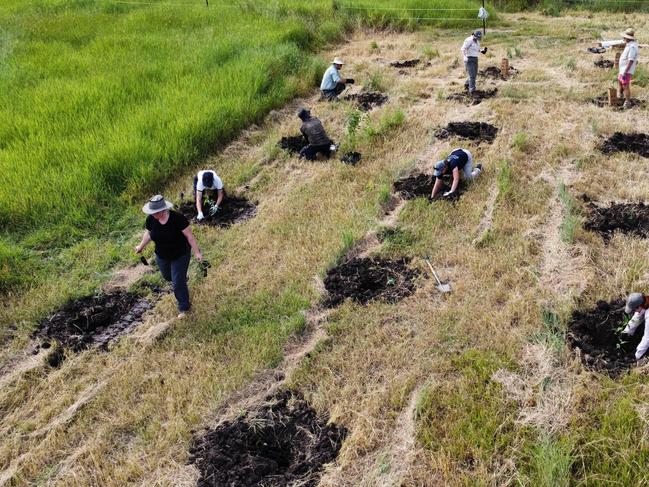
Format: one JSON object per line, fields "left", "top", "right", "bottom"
{"left": 135, "top": 195, "right": 203, "bottom": 316}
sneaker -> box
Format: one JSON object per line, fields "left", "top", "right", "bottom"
{"left": 623, "top": 100, "right": 633, "bottom": 109}
{"left": 177, "top": 311, "right": 188, "bottom": 319}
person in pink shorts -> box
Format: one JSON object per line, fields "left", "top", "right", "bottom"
{"left": 618, "top": 28, "right": 639, "bottom": 109}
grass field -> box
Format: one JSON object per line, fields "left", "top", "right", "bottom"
{"left": 4, "top": 2, "right": 649, "bottom": 486}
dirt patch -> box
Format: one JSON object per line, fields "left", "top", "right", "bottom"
{"left": 435, "top": 122, "right": 498, "bottom": 143}
{"left": 32, "top": 291, "right": 154, "bottom": 353}
{"left": 277, "top": 135, "right": 307, "bottom": 154}
{"left": 178, "top": 196, "right": 257, "bottom": 227}
{"left": 390, "top": 59, "right": 420, "bottom": 68}
{"left": 583, "top": 197, "right": 649, "bottom": 240}
{"left": 601, "top": 132, "right": 649, "bottom": 158}
{"left": 392, "top": 173, "right": 465, "bottom": 200}
{"left": 447, "top": 88, "right": 497, "bottom": 105}
{"left": 479, "top": 65, "right": 518, "bottom": 79}
{"left": 568, "top": 299, "right": 640, "bottom": 373}
{"left": 589, "top": 94, "right": 645, "bottom": 110}
{"left": 189, "top": 389, "right": 346, "bottom": 487}
{"left": 594, "top": 58, "right": 614, "bottom": 69}
{"left": 343, "top": 92, "right": 389, "bottom": 111}
{"left": 323, "top": 257, "right": 420, "bottom": 308}
{"left": 341, "top": 151, "right": 361, "bottom": 165}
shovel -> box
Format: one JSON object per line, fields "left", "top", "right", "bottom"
{"left": 139, "top": 255, "right": 149, "bottom": 266}
{"left": 423, "top": 258, "right": 452, "bottom": 293}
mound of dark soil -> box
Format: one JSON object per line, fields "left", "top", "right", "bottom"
{"left": 393, "top": 173, "right": 465, "bottom": 200}
{"left": 479, "top": 65, "right": 518, "bottom": 79}
{"left": 33, "top": 291, "right": 153, "bottom": 352}
{"left": 178, "top": 196, "right": 257, "bottom": 227}
{"left": 435, "top": 122, "right": 498, "bottom": 143}
{"left": 584, "top": 198, "right": 649, "bottom": 240}
{"left": 189, "top": 390, "right": 347, "bottom": 487}
{"left": 390, "top": 59, "right": 420, "bottom": 68}
{"left": 343, "top": 92, "right": 389, "bottom": 111}
{"left": 324, "top": 257, "right": 420, "bottom": 307}
{"left": 341, "top": 151, "right": 361, "bottom": 165}
{"left": 589, "top": 94, "right": 645, "bottom": 109}
{"left": 568, "top": 299, "right": 640, "bottom": 373}
{"left": 278, "top": 135, "right": 307, "bottom": 154}
{"left": 447, "top": 88, "right": 497, "bottom": 105}
{"left": 594, "top": 58, "right": 614, "bottom": 69}
{"left": 601, "top": 132, "right": 649, "bottom": 158}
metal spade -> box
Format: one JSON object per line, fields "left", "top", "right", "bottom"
{"left": 423, "top": 258, "right": 451, "bottom": 293}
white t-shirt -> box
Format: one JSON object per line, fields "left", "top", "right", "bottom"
{"left": 461, "top": 36, "right": 480, "bottom": 61}
{"left": 619, "top": 41, "right": 639, "bottom": 75}
{"left": 196, "top": 170, "right": 223, "bottom": 192}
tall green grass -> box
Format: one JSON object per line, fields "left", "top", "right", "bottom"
{"left": 0, "top": 0, "right": 489, "bottom": 291}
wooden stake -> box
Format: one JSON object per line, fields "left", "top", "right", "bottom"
{"left": 614, "top": 51, "right": 621, "bottom": 70}
{"left": 608, "top": 87, "right": 618, "bottom": 107}
{"left": 501, "top": 58, "right": 509, "bottom": 78}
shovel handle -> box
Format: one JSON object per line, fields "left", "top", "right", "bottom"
{"left": 424, "top": 259, "right": 443, "bottom": 286}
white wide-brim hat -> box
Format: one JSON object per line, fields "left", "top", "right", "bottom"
{"left": 621, "top": 28, "right": 636, "bottom": 40}
{"left": 332, "top": 57, "right": 345, "bottom": 65}
{"left": 142, "top": 194, "right": 173, "bottom": 214}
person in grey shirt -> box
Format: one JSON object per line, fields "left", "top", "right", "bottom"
{"left": 297, "top": 108, "right": 333, "bottom": 160}
{"left": 461, "top": 30, "right": 487, "bottom": 94}
{"left": 320, "top": 57, "right": 355, "bottom": 101}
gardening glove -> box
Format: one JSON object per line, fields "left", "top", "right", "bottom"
{"left": 347, "top": 78, "right": 355, "bottom": 84}
{"left": 197, "top": 211, "right": 204, "bottom": 221}
{"left": 443, "top": 190, "right": 454, "bottom": 198}
{"left": 209, "top": 204, "right": 219, "bottom": 216}
{"left": 480, "top": 47, "right": 487, "bottom": 54}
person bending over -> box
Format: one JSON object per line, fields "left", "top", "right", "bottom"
{"left": 320, "top": 57, "right": 354, "bottom": 101}
{"left": 621, "top": 292, "right": 649, "bottom": 364}
{"left": 430, "top": 148, "right": 482, "bottom": 199}
{"left": 297, "top": 108, "right": 333, "bottom": 161}
{"left": 194, "top": 170, "right": 224, "bottom": 221}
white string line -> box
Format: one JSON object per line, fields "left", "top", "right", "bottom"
{"left": 338, "top": 5, "right": 479, "bottom": 11}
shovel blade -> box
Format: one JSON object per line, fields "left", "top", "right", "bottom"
{"left": 437, "top": 283, "right": 452, "bottom": 293}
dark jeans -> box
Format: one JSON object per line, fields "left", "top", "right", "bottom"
{"left": 464, "top": 57, "right": 478, "bottom": 92}
{"left": 156, "top": 251, "right": 191, "bottom": 311}
{"left": 299, "top": 143, "right": 331, "bottom": 161}
{"left": 321, "top": 82, "right": 346, "bottom": 100}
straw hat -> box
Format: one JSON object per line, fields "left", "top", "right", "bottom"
{"left": 142, "top": 194, "right": 173, "bottom": 214}
{"left": 332, "top": 57, "right": 345, "bottom": 65}
{"left": 621, "top": 28, "right": 636, "bottom": 41}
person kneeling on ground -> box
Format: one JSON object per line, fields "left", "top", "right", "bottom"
{"left": 298, "top": 108, "right": 334, "bottom": 161}
{"left": 430, "top": 148, "right": 482, "bottom": 199}
{"left": 461, "top": 30, "right": 488, "bottom": 95}
{"left": 194, "top": 169, "right": 224, "bottom": 221}
{"left": 320, "top": 57, "right": 354, "bottom": 101}
{"left": 136, "top": 195, "right": 203, "bottom": 318}
{"left": 618, "top": 28, "right": 639, "bottom": 109}
{"left": 621, "top": 292, "right": 649, "bottom": 364}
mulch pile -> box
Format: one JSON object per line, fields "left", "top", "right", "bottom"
{"left": 324, "top": 257, "right": 420, "bottom": 307}
{"left": 178, "top": 196, "right": 257, "bottom": 227}
{"left": 435, "top": 122, "right": 498, "bottom": 143}
{"left": 393, "top": 173, "right": 466, "bottom": 200}
{"left": 589, "top": 94, "right": 645, "bottom": 110}
{"left": 568, "top": 298, "right": 640, "bottom": 374}
{"left": 32, "top": 291, "right": 153, "bottom": 353}
{"left": 479, "top": 65, "right": 518, "bottom": 79}
{"left": 583, "top": 197, "right": 649, "bottom": 240}
{"left": 447, "top": 88, "right": 498, "bottom": 105}
{"left": 343, "top": 92, "right": 389, "bottom": 111}
{"left": 341, "top": 151, "right": 361, "bottom": 165}
{"left": 594, "top": 58, "right": 614, "bottom": 69}
{"left": 278, "top": 135, "right": 307, "bottom": 154}
{"left": 601, "top": 132, "right": 649, "bottom": 158}
{"left": 390, "top": 59, "right": 420, "bottom": 68}
{"left": 189, "top": 390, "right": 347, "bottom": 487}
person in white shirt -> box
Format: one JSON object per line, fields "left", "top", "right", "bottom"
{"left": 193, "top": 170, "right": 224, "bottom": 221}
{"left": 621, "top": 292, "right": 649, "bottom": 364}
{"left": 460, "top": 30, "right": 487, "bottom": 94}
{"left": 618, "top": 28, "right": 639, "bottom": 109}
{"left": 320, "top": 57, "right": 355, "bottom": 101}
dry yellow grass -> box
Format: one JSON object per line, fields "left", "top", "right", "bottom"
{"left": 3, "top": 11, "right": 649, "bottom": 486}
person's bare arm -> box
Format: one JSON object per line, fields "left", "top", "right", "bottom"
{"left": 431, "top": 178, "right": 444, "bottom": 198}
{"left": 215, "top": 189, "right": 224, "bottom": 207}
{"left": 195, "top": 190, "right": 204, "bottom": 214}
{"left": 182, "top": 226, "right": 203, "bottom": 262}
{"left": 135, "top": 230, "right": 152, "bottom": 253}
{"left": 450, "top": 167, "right": 460, "bottom": 193}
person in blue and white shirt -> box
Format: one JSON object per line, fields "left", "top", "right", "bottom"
{"left": 430, "top": 148, "right": 482, "bottom": 199}
{"left": 621, "top": 292, "right": 649, "bottom": 364}
{"left": 193, "top": 170, "right": 224, "bottom": 221}
{"left": 618, "top": 28, "right": 639, "bottom": 109}
{"left": 461, "top": 30, "right": 487, "bottom": 94}
{"left": 320, "top": 57, "right": 355, "bottom": 101}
